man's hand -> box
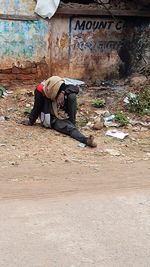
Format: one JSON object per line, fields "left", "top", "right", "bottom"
{"left": 56, "top": 91, "right": 65, "bottom": 107}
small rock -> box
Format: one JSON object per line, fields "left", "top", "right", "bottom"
{"left": 93, "top": 121, "right": 104, "bottom": 130}
{"left": 130, "top": 75, "right": 147, "bottom": 87}
{"left": 26, "top": 103, "right": 31, "bottom": 108}
{"left": 105, "top": 148, "right": 121, "bottom": 156}
{"left": 65, "top": 159, "right": 70, "bottom": 162}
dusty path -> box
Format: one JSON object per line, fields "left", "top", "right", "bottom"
{"left": 0, "top": 120, "right": 150, "bottom": 267}
{"left": 0, "top": 156, "right": 150, "bottom": 200}
{"left": 0, "top": 86, "right": 150, "bottom": 266}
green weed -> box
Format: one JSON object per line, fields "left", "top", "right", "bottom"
{"left": 91, "top": 98, "right": 105, "bottom": 108}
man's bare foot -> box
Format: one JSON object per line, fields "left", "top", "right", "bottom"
{"left": 86, "top": 135, "right": 97, "bottom": 148}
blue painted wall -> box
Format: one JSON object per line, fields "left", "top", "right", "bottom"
{"left": 0, "top": 0, "right": 49, "bottom": 70}
{"left": 0, "top": 20, "right": 48, "bottom": 59}
{"left": 0, "top": 0, "right": 35, "bottom": 15}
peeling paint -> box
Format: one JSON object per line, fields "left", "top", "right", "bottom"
{"left": 0, "top": 20, "right": 49, "bottom": 69}
{"left": 1, "top": 0, "right": 35, "bottom": 16}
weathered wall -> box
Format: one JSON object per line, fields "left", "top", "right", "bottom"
{"left": 51, "top": 16, "right": 125, "bottom": 81}
{"left": 0, "top": 0, "right": 50, "bottom": 81}
{"left": 0, "top": 0, "right": 35, "bottom": 15}
{"left": 0, "top": 19, "right": 50, "bottom": 79}
{"left": 0, "top": 0, "right": 149, "bottom": 82}
{"left": 117, "top": 18, "right": 150, "bottom": 77}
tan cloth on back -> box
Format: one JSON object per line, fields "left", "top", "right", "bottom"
{"left": 43, "top": 76, "right": 65, "bottom": 119}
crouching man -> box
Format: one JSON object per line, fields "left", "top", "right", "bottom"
{"left": 22, "top": 76, "right": 97, "bottom": 148}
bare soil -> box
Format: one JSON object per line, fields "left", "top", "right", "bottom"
{"left": 0, "top": 82, "right": 150, "bottom": 200}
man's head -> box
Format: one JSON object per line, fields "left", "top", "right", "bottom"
{"left": 43, "top": 76, "right": 64, "bottom": 100}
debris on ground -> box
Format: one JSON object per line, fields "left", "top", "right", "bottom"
{"left": 92, "top": 119, "right": 104, "bottom": 130}
{"left": 0, "top": 116, "right": 10, "bottom": 122}
{"left": 130, "top": 119, "right": 150, "bottom": 128}
{"left": 129, "top": 74, "right": 148, "bottom": 87}
{"left": 104, "top": 148, "right": 121, "bottom": 157}
{"left": 125, "top": 86, "right": 150, "bottom": 115}
{"left": 0, "top": 85, "right": 12, "bottom": 98}
{"left": 78, "top": 143, "right": 86, "bottom": 148}
{"left": 64, "top": 78, "right": 85, "bottom": 86}
{"left": 105, "top": 129, "right": 129, "bottom": 140}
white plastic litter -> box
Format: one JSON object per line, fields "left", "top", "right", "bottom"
{"left": 35, "top": 0, "right": 60, "bottom": 19}
{"left": 105, "top": 129, "right": 129, "bottom": 140}
{"left": 64, "top": 78, "right": 85, "bottom": 86}
{"left": 124, "top": 92, "right": 137, "bottom": 104}
{"left": 78, "top": 143, "right": 86, "bottom": 148}
{"left": 104, "top": 115, "right": 115, "bottom": 122}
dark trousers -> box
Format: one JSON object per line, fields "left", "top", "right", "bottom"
{"left": 64, "top": 93, "right": 77, "bottom": 125}
{"left": 52, "top": 119, "right": 87, "bottom": 144}
{"left": 51, "top": 93, "right": 87, "bottom": 144}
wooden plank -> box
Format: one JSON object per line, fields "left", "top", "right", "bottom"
{"left": 0, "top": 8, "right": 149, "bottom": 21}
{"left": 56, "top": 8, "right": 150, "bottom": 17}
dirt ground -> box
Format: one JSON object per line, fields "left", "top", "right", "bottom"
{"left": 0, "top": 81, "right": 150, "bottom": 197}
{"left": 0, "top": 82, "right": 150, "bottom": 266}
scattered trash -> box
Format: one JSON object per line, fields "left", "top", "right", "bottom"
{"left": 103, "top": 112, "right": 129, "bottom": 127}
{"left": 35, "top": 0, "right": 60, "bottom": 19}
{"left": 130, "top": 119, "right": 150, "bottom": 128}
{"left": 0, "top": 85, "right": 8, "bottom": 97}
{"left": 124, "top": 92, "right": 137, "bottom": 104}
{"left": 78, "top": 143, "right": 86, "bottom": 148}
{"left": 125, "top": 86, "right": 150, "bottom": 115}
{"left": 0, "top": 85, "right": 13, "bottom": 98}
{"left": 103, "top": 115, "right": 119, "bottom": 127}
{"left": 104, "top": 115, "right": 115, "bottom": 122}
{"left": 104, "top": 121, "right": 119, "bottom": 127}
{"left": 64, "top": 78, "right": 85, "bottom": 86}
{"left": 105, "top": 129, "right": 129, "bottom": 140}
{"left": 0, "top": 116, "right": 10, "bottom": 122}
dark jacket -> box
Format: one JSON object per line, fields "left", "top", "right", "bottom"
{"left": 29, "top": 83, "right": 79, "bottom": 125}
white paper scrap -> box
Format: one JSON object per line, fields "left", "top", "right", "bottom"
{"left": 105, "top": 130, "right": 129, "bottom": 140}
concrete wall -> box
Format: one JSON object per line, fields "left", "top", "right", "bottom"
{"left": 0, "top": 20, "right": 49, "bottom": 68}
{"left": 0, "top": 0, "right": 149, "bottom": 82}
{"left": 51, "top": 16, "right": 125, "bottom": 81}
{"left": 0, "top": 0, "right": 50, "bottom": 81}
{"left": 0, "top": 0, "right": 35, "bottom": 15}
{"left": 126, "top": 19, "right": 150, "bottom": 76}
